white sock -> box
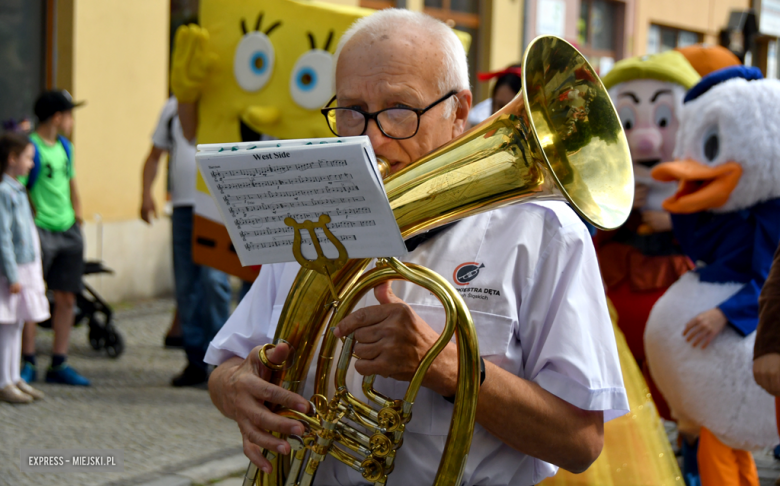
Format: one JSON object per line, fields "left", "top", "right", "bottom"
{"left": 0, "top": 322, "right": 22, "bottom": 388}
{"left": 10, "top": 321, "right": 22, "bottom": 383}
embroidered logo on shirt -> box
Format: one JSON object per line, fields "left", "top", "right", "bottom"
{"left": 453, "top": 262, "right": 485, "bottom": 286}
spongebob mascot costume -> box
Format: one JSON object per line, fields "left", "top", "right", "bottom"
{"left": 169, "top": 0, "right": 374, "bottom": 280}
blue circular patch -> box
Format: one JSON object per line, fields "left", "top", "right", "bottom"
{"left": 250, "top": 52, "right": 268, "bottom": 75}
{"left": 296, "top": 67, "right": 317, "bottom": 91}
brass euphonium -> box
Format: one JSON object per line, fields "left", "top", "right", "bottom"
{"left": 244, "top": 36, "right": 633, "bottom": 486}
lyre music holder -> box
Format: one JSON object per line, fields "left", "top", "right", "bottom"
{"left": 284, "top": 214, "right": 349, "bottom": 302}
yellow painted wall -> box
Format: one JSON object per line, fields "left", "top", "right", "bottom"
{"left": 324, "top": 0, "right": 361, "bottom": 5}
{"left": 634, "top": 0, "right": 750, "bottom": 55}
{"left": 71, "top": 0, "right": 170, "bottom": 223}
{"left": 489, "top": 0, "right": 525, "bottom": 71}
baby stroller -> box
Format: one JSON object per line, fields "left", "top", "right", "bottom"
{"left": 39, "top": 260, "right": 124, "bottom": 358}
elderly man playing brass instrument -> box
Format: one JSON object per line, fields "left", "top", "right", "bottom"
{"left": 206, "top": 9, "right": 628, "bottom": 486}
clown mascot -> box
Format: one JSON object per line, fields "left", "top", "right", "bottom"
{"left": 598, "top": 51, "right": 699, "bottom": 412}
{"left": 645, "top": 66, "right": 780, "bottom": 486}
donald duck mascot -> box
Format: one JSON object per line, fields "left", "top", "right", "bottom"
{"left": 645, "top": 66, "right": 780, "bottom": 486}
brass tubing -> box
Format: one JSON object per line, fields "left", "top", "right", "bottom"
{"left": 362, "top": 375, "right": 395, "bottom": 409}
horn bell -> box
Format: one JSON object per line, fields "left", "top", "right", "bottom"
{"left": 384, "top": 35, "right": 633, "bottom": 237}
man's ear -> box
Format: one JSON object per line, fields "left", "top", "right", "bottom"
{"left": 452, "top": 89, "right": 473, "bottom": 138}
{"left": 50, "top": 112, "right": 63, "bottom": 127}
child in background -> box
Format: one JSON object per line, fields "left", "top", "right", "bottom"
{"left": 0, "top": 132, "right": 49, "bottom": 403}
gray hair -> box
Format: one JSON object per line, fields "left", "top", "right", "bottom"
{"left": 334, "top": 9, "right": 470, "bottom": 117}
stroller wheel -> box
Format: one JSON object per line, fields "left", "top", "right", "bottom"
{"left": 104, "top": 327, "right": 124, "bottom": 358}
{"left": 89, "top": 323, "right": 106, "bottom": 351}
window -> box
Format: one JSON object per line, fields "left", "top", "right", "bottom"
{"left": 0, "top": 0, "right": 47, "bottom": 124}
{"left": 578, "top": 0, "right": 622, "bottom": 74}
{"left": 647, "top": 24, "right": 702, "bottom": 55}
{"left": 423, "top": 0, "right": 481, "bottom": 88}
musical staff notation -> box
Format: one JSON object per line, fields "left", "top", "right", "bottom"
{"left": 210, "top": 159, "right": 347, "bottom": 181}
{"left": 233, "top": 207, "right": 372, "bottom": 228}
{"left": 245, "top": 234, "right": 357, "bottom": 251}
{"left": 196, "top": 137, "right": 407, "bottom": 265}
{"left": 237, "top": 220, "right": 376, "bottom": 240}
{"left": 223, "top": 184, "right": 359, "bottom": 202}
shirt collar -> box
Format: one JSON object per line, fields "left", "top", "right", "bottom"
{"left": 3, "top": 174, "right": 25, "bottom": 193}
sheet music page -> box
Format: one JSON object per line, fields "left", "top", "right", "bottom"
{"left": 196, "top": 137, "right": 407, "bottom": 266}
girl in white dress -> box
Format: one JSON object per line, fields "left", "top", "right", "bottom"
{"left": 0, "top": 132, "right": 49, "bottom": 404}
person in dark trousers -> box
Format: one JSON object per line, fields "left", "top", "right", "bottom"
{"left": 141, "top": 96, "right": 231, "bottom": 387}
{"left": 20, "top": 90, "right": 89, "bottom": 386}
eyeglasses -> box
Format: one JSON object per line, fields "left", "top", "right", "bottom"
{"left": 321, "top": 90, "right": 458, "bottom": 140}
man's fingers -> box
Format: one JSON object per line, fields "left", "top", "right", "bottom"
{"left": 374, "top": 282, "right": 402, "bottom": 305}
{"left": 354, "top": 357, "right": 386, "bottom": 378}
{"left": 354, "top": 342, "right": 382, "bottom": 361}
{"left": 353, "top": 325, "right": 384, "bottom": 345}
{"left": 268, "top": 342, "right": 291, "bottom": 366}
{"left": 240, "top": 417, "right": 292, "bottom": 454}
{"left": 250, "top": 380, "right": 309, "bottom": 414}
{"left": 334, "top": 306, "right": 386, "bottom": 338}
{"left": 242, "top": 435, "right": 271, "bottom": 474}
{"left": 247, "top": 407, "right": 305, "bottom": 438}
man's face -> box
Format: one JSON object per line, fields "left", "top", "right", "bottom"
{"left": 335, "top": 28, "right": 471, "bottom": 176}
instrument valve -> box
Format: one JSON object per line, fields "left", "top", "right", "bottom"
{"left": 360, "top": 457, "right": 385, "bottom": 482}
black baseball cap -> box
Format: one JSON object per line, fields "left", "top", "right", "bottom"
{"left": 34, "top": 90, "right": 85, "bottom": 122}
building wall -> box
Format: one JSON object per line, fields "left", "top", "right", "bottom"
{"left": 56, "top": 0, "right": 173, "bottom": 302}
{"left": 633, "top": 0, "right": 750, "bottom": 55}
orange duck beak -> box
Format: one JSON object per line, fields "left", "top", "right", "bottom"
{"left": 651, "top": 159, "right": 742, "bottom": 214}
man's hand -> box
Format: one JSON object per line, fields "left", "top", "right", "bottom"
{"left": 754, "top": 353, "right": 780, "bottom": 396}
{"left": 213, "top": 344, "right": 311, "bottom": 473}
{"left": 171, "top": 24, "right": 217, "bottom": 103}
{"left": 333, "top": 283, "right": 456, "bottom": 396}
{"left": 641, "top": 210, "right": 673, "bottom": 233}
{"left": 9, "top": 282, "right": 21, "bottom": 294}
{"left": 140, "top": 195, "right": 157, "bottom": 224}
{"left": 683, "top": 308, "right": 728, "bottom": 349}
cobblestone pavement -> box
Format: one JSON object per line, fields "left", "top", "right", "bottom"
{"left": 3, "top": 297, "right": 780, "bottom": 486}
{"left": 1, "top": 299, "right": 243, "bottom": 486}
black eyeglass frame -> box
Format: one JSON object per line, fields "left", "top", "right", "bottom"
{"left": 320, "top": 90, "right": 459, "bottom": 140}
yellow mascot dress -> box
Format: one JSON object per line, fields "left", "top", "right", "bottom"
{"left": 541, "top": 301, "right": 682, "bottom": 486}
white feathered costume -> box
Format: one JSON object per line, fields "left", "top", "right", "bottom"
{"left": 645, "top": 68, "right": 780, "bottom": 451}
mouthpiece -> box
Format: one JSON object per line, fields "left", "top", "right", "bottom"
{"left": 376, "top": 156, "right": 390, "bottom": 180}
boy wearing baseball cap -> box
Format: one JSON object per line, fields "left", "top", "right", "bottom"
{"left": 20, "top": 89, "right": 89, "bottom": 386}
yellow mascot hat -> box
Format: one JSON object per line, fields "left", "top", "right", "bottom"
{"left": 602, "top": 50, "right": 701, "bottom": 90}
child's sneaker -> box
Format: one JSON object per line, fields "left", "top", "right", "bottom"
{"left": 20, "top": 362, "right": 36, "bottom": 383}
{"left": 45, "top": 364, "right": 91, "bottom": 386}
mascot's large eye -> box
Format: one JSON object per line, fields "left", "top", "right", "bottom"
{"left": 618, "top": 106, "right": 636, "bottom": 131}
{"left": 234, "top": 32, "right": 275, "bottom": 92}
{"left": 654, "top": 104, "right": 673, "bottom": 129}
{"left": 290, "top": 50, "right": 334, "bottom": 110}
{"left": 702, "top": 126, "right": 720, "bottom": 162}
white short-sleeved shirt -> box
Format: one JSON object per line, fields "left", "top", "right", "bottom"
{"left": 151, "top": 97, "right": 197, "bottom": 207}
{"left": 206, "top": 200, "right": 628, "bottom": 486}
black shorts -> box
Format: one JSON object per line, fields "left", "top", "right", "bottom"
{"left": 38, "top": 224, "right": 84, "bottom": 294}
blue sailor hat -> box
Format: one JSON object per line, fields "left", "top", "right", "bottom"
{"left": 684, "top": 65, "right": 764, "bottom": 104}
